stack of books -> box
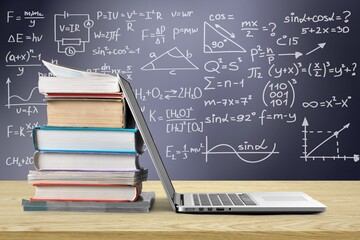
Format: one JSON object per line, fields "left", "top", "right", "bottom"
{"left": 23, "top": 61, "right": 154, "bottom": 212}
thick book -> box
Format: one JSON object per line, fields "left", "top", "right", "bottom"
{"left": 30, "top": 183, "right": 142, "bottom": 202}
{"left": 46, "top": 98, "right": 128, "bottom": 128}
{"left": 33, "top": 151, "right": 141, "bottom": 171}
{"left": 22, "top": 192, "right": 155, "bottom": 213}
{"left": 27, "top": 169, "right": 148, "bottom": 185}
{"left": 33, "top": 126, "right": 144, "bottom": 153}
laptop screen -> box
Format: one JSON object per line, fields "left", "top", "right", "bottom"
{"left": 118, "top": 75, "right": 177, "bottom": 209}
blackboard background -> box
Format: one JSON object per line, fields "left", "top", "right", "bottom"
{"left": 1, "top": 0, "right": 359, "bottom": 180}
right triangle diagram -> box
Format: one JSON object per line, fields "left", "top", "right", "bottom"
{"left": 203, "top": 22, "right": 246, "bottom": 53}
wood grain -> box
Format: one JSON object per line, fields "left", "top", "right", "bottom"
{"left": 0, "top": 181, "right": 359, "bottom": 240}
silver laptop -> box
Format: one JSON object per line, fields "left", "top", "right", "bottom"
{"left": 118, "top": 75, "right": 326, "bottom": 213}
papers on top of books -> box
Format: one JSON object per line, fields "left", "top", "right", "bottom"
{"left": 22, "top": 192, "right": 155, "bottom": 213}
{"left": 43, "top": 60, "right": 106, "bottom": 78}
{"left": 40, "top": 61, "right": 120, "bottom": 94}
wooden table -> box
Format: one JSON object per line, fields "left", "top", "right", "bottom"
{"left": 0, "top": 181, "right": 359, "bottom": 239}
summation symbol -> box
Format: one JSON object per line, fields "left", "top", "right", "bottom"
{"left": 301, "top": 118, "right": 359, "bottom": 162}
{"left": 201, "top": 136, "right": 279, "bottom": 163}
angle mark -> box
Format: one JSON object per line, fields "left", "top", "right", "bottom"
{"left": 203, "top": 22, "right": 246, "bottom": 53}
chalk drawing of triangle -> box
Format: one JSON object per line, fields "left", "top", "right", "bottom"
{"left": 203, "top": 22, "right": 246, "bottom": 53}
{"left": 141, "top": 47, "right": 198, "bottom": 71}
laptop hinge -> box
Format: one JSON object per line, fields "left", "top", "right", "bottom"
{"left": 174, "top": 193, "right": 183, "bottom": 206}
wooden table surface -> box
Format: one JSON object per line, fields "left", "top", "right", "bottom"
{"left": 0, "top": 181, "right": 359, "bottom": 240}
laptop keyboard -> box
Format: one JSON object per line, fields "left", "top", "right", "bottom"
{"left": 193, "top": 193, "right": 257, "bottom": 206}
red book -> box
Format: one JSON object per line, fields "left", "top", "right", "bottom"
{"left": 30, "top": 183, "right": 141, "bottom": 202}
{"left": 46, "top": 93, "right": 123, "bottom": 99}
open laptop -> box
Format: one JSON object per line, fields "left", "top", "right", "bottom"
{"left": 118, "top": 75, "right": 326, "bottom": 213}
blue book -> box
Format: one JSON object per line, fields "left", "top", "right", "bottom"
{"left": 22, "top": 192, "right": 155, "bottom": 213}
{"left": 33, "top": 126, "right": 143, "bottom": 154}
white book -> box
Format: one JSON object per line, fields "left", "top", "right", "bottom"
{"left": 38, "top": 76, "right": 120, "bottom": 94}
{"left": 33, "top": 151, "right": 140, "bottom": 171}
{"left": 27, "top": 168, "right": 148, "bottom": 185}
{"left": 31, "top": 183, "right": 142, "bottom": 202}
{"left": 33, "top": 126, "right": 144, "bottom": 154}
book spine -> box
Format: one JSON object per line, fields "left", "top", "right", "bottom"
{"left": 135, "top": 130, "right": 144, "bottom": 154}
{"left": 32, "top": 127, "right": 40, "bottom": 151}
{"left": 33, "top": 151, "right": 40, "bottom": 170}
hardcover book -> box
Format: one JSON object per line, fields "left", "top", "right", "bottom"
{"left": 22, "top": 192, "right": 155, "bottom": 213}
{"left": 28, "top": 169, "right": 148, "bottom": 185}
{"left": 46, "top": 98, "right": 129, "bottom": 128}
{"left": 33, "top": 151, "right": 141, "bottom": 171}
{"left": 33, "top": 126, "right": 144, "bottom": 153}
{"left": 31, "top": 183, "right": 142, "bottom": 202}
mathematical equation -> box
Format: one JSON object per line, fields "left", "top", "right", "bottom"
{"left": 1, "top": 0, "right": 359, "bottom": 180}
